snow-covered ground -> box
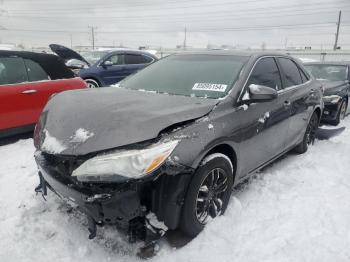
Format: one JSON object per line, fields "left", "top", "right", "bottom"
{"left": 1, "top": 118, "right": 350, "bottom": 262}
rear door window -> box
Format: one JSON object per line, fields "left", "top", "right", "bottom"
{"left": 277, "top": 58, "right": 302, "bottom": 87}
{"left": 24, "top": 59, "right": 50, "bottom": 82}
{"left": 125, "top": 54, "right": 151, "bottom": 65}
{"left": 247, "top": 57, "right": 282, "bottom": 90}
{"left": 141, "top": 55, "right": 153, "bottom": 64}
{"left": 0, "top": 57, "right": 28, "bottom": 85}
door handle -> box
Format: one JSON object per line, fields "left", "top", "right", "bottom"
{"left": 22, "top": 89, "right": 38, "bottom": 94}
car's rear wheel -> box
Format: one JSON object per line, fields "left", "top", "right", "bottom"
{"left": 180, "top": 154, "right": 233, "bottom": 237}
{"left": 331, "top": 99, "right": 347, "bottom": 126}
{"left": 294, "top": 111, "right": 319, "bottom": 154}
{"left": 85, "top": 78, "right": 100, "bottom": 88}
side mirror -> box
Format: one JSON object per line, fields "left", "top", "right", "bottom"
{"left": 246, "top": 84, "right": 277, "bottom": 103}
{"left": 103, "top": 60, "right": 113, "bottom": 67}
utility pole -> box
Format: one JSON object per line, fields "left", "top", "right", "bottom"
{"left": 333, "top": 10, "right": 341, "bottom": 51}
{"left": 284, "top": 37, "right": 288, "bottom": 49}
{"left": 88, "top": 26, "right": 96, "bottom": 50}
{"left": 183, "top": 27, "right": 187, "bottom": 50}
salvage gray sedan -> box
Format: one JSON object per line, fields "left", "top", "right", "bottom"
{"left": 34, "top": 51, "right": 323, "bottom": 243}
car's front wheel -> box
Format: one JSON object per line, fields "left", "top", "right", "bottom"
{"left": 180, "top": 154, "right": 233, "bottom": 237}
{"left": 85, "top": 78, "right": 100, "bottom": 88}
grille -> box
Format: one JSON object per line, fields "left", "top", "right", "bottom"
{"left": 41, "top": 152, "right": 129, "bottom": 194}
{"left": 43, "top": 153, "right": 85, "bottom": 177}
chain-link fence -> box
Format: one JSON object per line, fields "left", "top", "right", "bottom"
{"left": 156, "top": 49, "right": 350, "bottom": 62}
{"left": 288, "top": 51, "right": 350, "bottom": 62}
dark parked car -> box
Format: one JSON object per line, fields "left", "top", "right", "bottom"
{"left": 0, "top": 50, "right": 87, "bottom": 138}
{"left": 50, "top": 44, "right": 158, "bottom": 88}
{"left": 34, "top": 51, "right": 322, "bottom": 243}
{"left": 304, "top": 62, "right": 350, "bottom": 125}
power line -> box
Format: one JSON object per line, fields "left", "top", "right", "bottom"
{"left": 4, "top": 1, "right": 350, "bottom": 18}
{"left": 4, "top": 8, "right": 350, "bottom": 24}
{"left": 2, "top": 21, "right": 350, "bottom": 34}
{"left": 5, "top": 0, "right": 348, "bottom": 13}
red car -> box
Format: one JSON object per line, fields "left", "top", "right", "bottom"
{"left": 0, "top": 51, "right": 87, "bottom": 138}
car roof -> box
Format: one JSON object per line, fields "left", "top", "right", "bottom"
{"left": 0, "top": 50, "right": 58, "bottom": 60}
{"left": 106, "top": 49, "right": 157, "bottom": 58}
{"left": 0, "top": 50, "right": 75, "bottom": 79}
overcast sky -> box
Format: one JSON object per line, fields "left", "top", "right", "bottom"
{"left": 0, "top": 0, "right": 349, "bottom": 50}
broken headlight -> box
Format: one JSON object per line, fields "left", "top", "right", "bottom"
{"left": 72, "top": 140, "right": 179, "bottom": 182}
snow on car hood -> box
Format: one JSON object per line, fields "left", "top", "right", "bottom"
{"left": 38, "top": 87, "right": 218, "bottom": 155}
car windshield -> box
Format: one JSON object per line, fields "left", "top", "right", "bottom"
{"left": 117, "top": 54, "right": 248, "bottom": 99}
{"left": 80, "top": 51, "right": 109, "bottom": 65}
{"left": 305, "top": 64, "right": 348, "bottom": 81}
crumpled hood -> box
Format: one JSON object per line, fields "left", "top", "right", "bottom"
{"left": 320, "top": 80, "right": 348, "bottom": 96}
{"left": 38, "top": 87, "right": 218, "bottom": 155}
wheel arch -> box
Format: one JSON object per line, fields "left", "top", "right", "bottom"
{"left": 152, "top": 143, "right": 238, "bottom": 230}
{"left": 314, "top": 106, "right": 322, "bottom": 122}
{"left": 201, "top": 143, "right": 238, "bottom": 182}
{"left": 83, "top": 76, "right": 102, "bottom": 86}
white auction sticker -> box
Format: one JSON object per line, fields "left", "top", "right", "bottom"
{"left": 192, "top": 83, "right": 228, "bottom": 92}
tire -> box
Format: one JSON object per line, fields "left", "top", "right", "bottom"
{"left": 180, "top": 153, "right": 234, "bottom": 237}
{"left": 294, "top": 111, "right": 319, "bottom": 154}
{"left": 330, "top": 99, "right": 347, "bottom": 126}
{"left": 84, "top": 78, "right": 100, "bottom": 88}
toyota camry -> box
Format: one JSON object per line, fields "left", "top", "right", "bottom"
{"left": 34, "top": 51, "right": 323, "bottom": 244}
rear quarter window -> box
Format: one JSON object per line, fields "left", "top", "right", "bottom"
{"left": 125, "top": 54, "right": 152, "bottom": 64}
{"left": 24, "top": 59, "right": 50, "bottom": 82}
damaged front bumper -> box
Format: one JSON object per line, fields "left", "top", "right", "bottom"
{"left": 34, "top": 150, "right": 193, "bottom": 241}
{"left": 35, "top": 151, "right": 150, "bottom": 240}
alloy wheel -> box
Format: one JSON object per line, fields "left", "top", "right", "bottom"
{"left": 306, "top": 114, "right": 318, "bottom": 145}
{"left": 85, "top": 79, "right": 100, "bottom": 88}
{"left": 195, "top": 168, "right": 228, "bottom": 224}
